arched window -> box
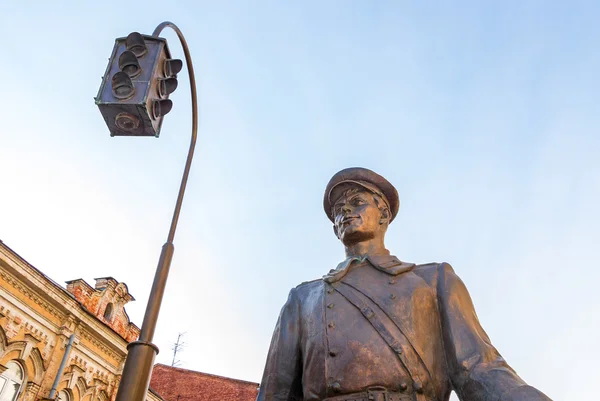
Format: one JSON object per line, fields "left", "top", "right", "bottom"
{"left": 0, "top": 361, "right": 24, "bottom": 401}
{"left": 56, "top": 389, "right": 71, "bottom": 401}
{"left": 103, "top": 303, "right": 113, "bottom": 321}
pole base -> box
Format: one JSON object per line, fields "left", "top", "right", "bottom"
{"left": 115, "top": 341, "right": 159, "bottom": 401}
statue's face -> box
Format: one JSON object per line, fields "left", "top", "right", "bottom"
{"left": 333, "top": 189, "right": 385, "bottom": 245}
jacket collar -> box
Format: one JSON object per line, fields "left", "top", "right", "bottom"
{"left": 322, "top": 252, "right": 415, "bottom": 283}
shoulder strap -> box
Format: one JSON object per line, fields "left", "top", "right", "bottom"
{"left": 333, "top": 282, "right": 435, "bottom": 401}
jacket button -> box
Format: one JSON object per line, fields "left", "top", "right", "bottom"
{"left": 327, "top": 288, "right": 334, "bottom": 294}
{"left": 329, "top": 350, "right": 338, "bottom": 357}
{"left": 388, "top": 279, "right": 395, "bottom": 284}
{"left": 413, "top": 380, "right": 423, "bottom": 393}
{"left": 331, "top": 382, "right": 341, "bottom": 393}
{"left": 327, "top": 303, "right": 335, "bottom": 309}
{"left": 389, "top": 293, "right": 396, "bottom": 299}
{"left": 399, "top": 382, "right": 408, "bottom": 391}
{"left": 328, "top": 322, "right": 335, "bottom": 329}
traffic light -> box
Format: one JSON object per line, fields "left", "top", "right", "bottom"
{"left": 95, "top": 32, "right": 183, "bottom": 137}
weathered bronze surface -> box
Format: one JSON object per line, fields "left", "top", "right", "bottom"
{"left": 257, "top": 167, "right": 551, "bottom": 401}
{"left": 95, "top": 31, "right": 183, "bottom": 138}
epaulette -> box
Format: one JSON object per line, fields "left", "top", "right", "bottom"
{"left": 411, "top": 262, "right": 450, "bottom": 286}
{"left": 412, "top": 262, "right": 441, "bottom": 272}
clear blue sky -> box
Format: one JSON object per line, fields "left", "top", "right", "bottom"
{"left": 1, "top": 2, "right": 599, "bottom": 400}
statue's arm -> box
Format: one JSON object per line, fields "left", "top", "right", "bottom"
{"left": 257, "top": 287, "right": 303, "bottom": 401}
{"left": 437, "top": 262, "right": 551, "bottom": 401}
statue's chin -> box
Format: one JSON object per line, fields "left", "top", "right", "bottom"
{"left": 340, "top": 229, "right": 376, "bottom": 246}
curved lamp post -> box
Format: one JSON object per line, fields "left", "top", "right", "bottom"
{"left": 95, "top": 21, "right": 197, "bottom": 401}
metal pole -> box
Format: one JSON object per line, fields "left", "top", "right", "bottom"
{"left": 114, "top": 21, "right": 198, "bottom": 401}
{"left": 48, "top": 334, "right": 76, "bottom": 399}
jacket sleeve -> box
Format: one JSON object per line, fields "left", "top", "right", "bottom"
{"left": 257, "top": 287, "right": 303, "bottom": 401}
{"left": 437, "top": 263, "right": 551, "bottom": 401}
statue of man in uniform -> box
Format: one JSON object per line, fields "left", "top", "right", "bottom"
{"left": 257, "top": 167, "right": 551, "bottom": 401}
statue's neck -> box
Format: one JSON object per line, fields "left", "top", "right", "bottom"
{"left": 344, "top": 238, "right": 388, "bottom": 259}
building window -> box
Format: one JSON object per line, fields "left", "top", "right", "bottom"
{"left": 103, "top": 303, "right": 114, "bottom": 321}
{"left": 57, "top": 389, "right": 71, "bottom": 401}
{"left": 0, "top": 361, "right": 24, "bottom": 401}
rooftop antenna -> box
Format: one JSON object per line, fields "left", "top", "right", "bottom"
{"left": 171, "top": 332, "right": 186, "bottom": 367}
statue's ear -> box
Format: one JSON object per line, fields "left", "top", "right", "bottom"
{"left": 380, "top": 208, "right": 390, "bottom": 225}
{"left": 333, "top": 224, "right": 340, "bottom": 239}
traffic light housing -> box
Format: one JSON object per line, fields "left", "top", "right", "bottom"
{"left": 95, "top": 32, "right": 182, "bottom": 137}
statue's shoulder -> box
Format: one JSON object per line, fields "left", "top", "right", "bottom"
{"left": 411, "top": 262, "right": 454, "bottom": 286}
{"left": 412, "top": 261, "right": 441, "bottom": 275}
{"left": 290, "top": 278, "right": 323, "bottom": 303}
{"left": 295, "top": 278, "right": 322, "bottom": 291}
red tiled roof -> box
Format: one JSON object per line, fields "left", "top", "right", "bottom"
{"left": 150, "top": 364, "right": 259, "bottom": 401}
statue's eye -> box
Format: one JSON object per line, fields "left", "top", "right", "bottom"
{"left": 351, "top": 198, "right": 364, "bottom": 206}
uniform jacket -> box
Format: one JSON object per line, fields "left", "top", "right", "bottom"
{"left": 257, "top": 253, "right": 551, "bottom": 401}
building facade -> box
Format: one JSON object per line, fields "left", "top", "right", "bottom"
{"left": 0, "top": 240, "right": 162, "bottom": 401}
{"left": 0, "top": 239, "right": 259, "bottom": 401}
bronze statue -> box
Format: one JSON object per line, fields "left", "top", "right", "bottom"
{"left": 257, "top": 167, "right": 551, "bottom": 401}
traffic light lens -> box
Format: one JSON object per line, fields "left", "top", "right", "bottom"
{"left": 164, "top": 59, "right": 183, "bottom": 77}
{"left": 112, "top": 71, "right": 135, "bottom": 99}
{"left": 159, "top": 78, "right": 178, "bottom": 98}
{"left": 123, "top": 65, "right": 137, "bottom": 76}
{"left": 152, "top": 99, "right": 173, "bottom": 119}
{"left": 126, "top": 32, "right": 148, "bottom": 58}
{"left": 119, "top": 51, "right": 141, "bottom": 78}
{"left": 114, "top": 85, "right": 133, "bottom": 98}
{"left": 115, "top": 112, "right": 140, "bottom": 131}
